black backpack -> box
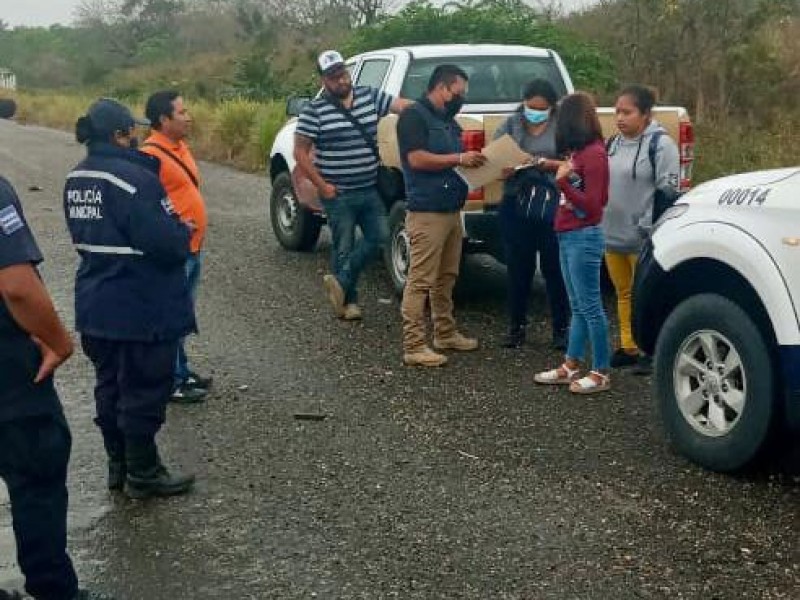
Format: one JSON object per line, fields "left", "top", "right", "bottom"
{"left": 606, "top": 131, "right": 681, "bottom": 222}
{"left": 510, "top": 167, "right": 559, "bottom": 225}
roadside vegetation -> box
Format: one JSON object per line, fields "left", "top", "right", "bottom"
{"left": 1, "top": 0, "right": 798, "bottom": 179}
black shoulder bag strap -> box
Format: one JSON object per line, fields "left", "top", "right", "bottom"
{"left": 647, "top": 130, "right": 664, "bottom": 179}
{"left": 324, "top": 94, "right": 382, "bottom": 163}
{"left": 141, "top": 141, "right": 200, "bottom": 189}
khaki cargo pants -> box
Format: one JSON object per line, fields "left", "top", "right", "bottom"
{"left": 401, "top": 211, "right": 463, "bottom": 352}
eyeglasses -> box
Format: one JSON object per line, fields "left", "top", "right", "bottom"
{"left": 446, "top": 84, "right": 468, "bottom": 98}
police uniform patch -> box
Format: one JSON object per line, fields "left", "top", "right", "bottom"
{"left": 0, "top": 204, "right": 24, "bottom": 235}
{"left": 160, "top": 197, "right": 176, "bottom": 216}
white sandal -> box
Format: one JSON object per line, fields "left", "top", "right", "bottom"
{"left": 569, "top": 371, "right": 611, "bottom": 394}
{"left": 534, "top": 362, "right": 580, "bottom": 385}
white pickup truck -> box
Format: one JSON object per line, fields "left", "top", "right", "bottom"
{"left": 268, "top": 44, "right": 695, "bottom": 293}
{"left": 633, "top": 168, "right": 800, "bottom": 472}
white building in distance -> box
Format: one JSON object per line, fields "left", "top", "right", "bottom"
{"left": 0, "top": 69, "right": 17, "bottom": 90}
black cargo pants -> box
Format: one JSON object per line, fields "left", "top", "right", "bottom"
{"left": 0, "top": 414, "right": 79, "bottom": 600}
{"left": 499, "top": 200, "right": 570, "bottom": 335}
{"left": 81, "top": 336, "right": 177, "bottom": 444}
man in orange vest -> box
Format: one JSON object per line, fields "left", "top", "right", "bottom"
{"left": 142, "top": 90, "right": 211, "bottom": 403}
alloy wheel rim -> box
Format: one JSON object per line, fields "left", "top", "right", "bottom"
{"left": 392, "top": 227, "right": 410, "bottom": 285}
{"left": 673, "top": 329, "right": 746, "bottom": 437}
{"left": 277, "top": 190, "right": 298, "bottom": 233}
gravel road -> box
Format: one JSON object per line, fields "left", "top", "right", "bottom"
{"left": 0, "top": 119, "right": 797, "bottom": 600}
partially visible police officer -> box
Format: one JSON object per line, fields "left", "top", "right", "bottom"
{"left": 63, "top": 98, "right": 196, "bottom": 500}
{"left": 0, "top": 175, "right": 108, "bottom": 599}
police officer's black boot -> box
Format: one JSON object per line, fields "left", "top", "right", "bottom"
{"left": 101, "top": 432, "right": 125, "bottom": 491}
{"left": 124, "top": 437, "right": 195, "bottom": 500}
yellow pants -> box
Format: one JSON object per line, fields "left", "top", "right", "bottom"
{"left": 605, "top": 252, "right": 639, "bottom": 351}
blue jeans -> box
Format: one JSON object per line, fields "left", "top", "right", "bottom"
{"left": 322, "top": 186, "right": 388, "bottom": 304}
{"left": 175, "top": 251, "right": 203, "bottom": 386}
{"left": 558, "top": 226, "right": 611, "bottom": 370}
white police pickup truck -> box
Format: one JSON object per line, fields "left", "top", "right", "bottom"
{"left": 268, "top": 44, "right": 694, "bottom": 293}
{"left": 633, "top": 167, "right": 800, "bottom": 472}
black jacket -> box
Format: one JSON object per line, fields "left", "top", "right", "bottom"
{"left": 63, "top": 143, "right": 195, "bottom": 342}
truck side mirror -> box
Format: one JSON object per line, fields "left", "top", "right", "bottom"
{"left": 286, "top": 96, "right": 311, "bottom": 117}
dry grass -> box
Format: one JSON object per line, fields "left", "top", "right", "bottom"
{"left": 693, "top": 114, "right": 800, "bottom": 182}
{"left": 12, "top": 91, "right": 285, "bottom": 173}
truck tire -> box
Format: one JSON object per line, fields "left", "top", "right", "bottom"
{"left": 654, "top": 293, "right": 775, "bottom": 472}
{"left": 269, "top": 171, "right": 321, "bottom": 252}
{"left": 384, "top": 200, "right": 409, "bottom": 296}
{"left": 0, "top": 99, "right": 16, "bottom": 119}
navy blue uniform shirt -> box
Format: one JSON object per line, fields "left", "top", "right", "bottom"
{"left": 0, "top": 176, "right": 63, "bottom": 421}
{"left": 64, "top": 143, "right": 196, "bottom": 342}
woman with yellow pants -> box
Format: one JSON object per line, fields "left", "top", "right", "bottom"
{"left": 604, "top": 85, "right": 679, "bottom": 373}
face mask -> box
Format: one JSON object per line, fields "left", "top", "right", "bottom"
{"left": 444, "top": 94, "right": 465, "bottom": 118}
{"left": 524, "top": 107, "right": 550, "bottom": 125}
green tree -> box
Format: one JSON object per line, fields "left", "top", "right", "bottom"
{"left": 343, "top": 0, "right": 616, "bottom": 92}
{"left": 566, "top": 0, "right": 800, "bottom": 119}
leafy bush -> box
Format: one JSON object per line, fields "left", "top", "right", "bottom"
{"left": 251, "top": 103, "right": 286, "bottom": 169}
{"left": 217, "top": 99, "right": 260, "bottom": 161}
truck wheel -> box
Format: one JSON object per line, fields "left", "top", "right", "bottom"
{"left": 384, "top": 201, "right": 409, "bottom": 296}
{"left": 269, "top": 171, "right": 321, "bottom": 251}
{"left": 654, "top": 293, "right": 775, "bottom": 472}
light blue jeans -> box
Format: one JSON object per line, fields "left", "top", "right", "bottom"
{"left": 322, "top": 186, "right": 388, "bottom": 304}
{"left": 558, "top": 226, "right": 611, "bottom": 371}
{"left": 175, "top": 251, "right": 203, "bottom": 386}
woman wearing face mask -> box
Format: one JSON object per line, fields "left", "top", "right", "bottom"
{"left": 494, "top": 79, "right": 570, "bottom": 349}
{"left": 534, "top": 92, "right": 612, "bottom": 395}
{"left": 604, "top": 85, "right": 680, "bottom": 374}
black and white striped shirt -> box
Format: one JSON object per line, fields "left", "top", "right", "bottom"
{"left": 296, "top": 86, "right": 394, "bottom": 190}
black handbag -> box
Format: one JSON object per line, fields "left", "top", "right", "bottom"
{"left": 511, "top": 167, "right": 558, "bottom": 224}
{"left": 324, "top": 94, "right": 402, "bottom": 202}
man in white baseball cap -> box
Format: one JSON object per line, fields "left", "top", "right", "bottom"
{"left": 294, "top": 51, "right": 412, "bottom": 321}
{"left": 317, "top": 50, "right": 346, "bottom": 77}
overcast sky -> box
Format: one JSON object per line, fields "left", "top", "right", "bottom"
{"left": 1, "top": 0, "right": 599, "bottom": 28}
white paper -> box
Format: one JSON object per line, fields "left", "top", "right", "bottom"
{"left": 454, "top": 134, "right": 531, "bottom": 190}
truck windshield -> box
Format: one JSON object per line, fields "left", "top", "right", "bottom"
{"left": 401, "top": 55, "right": 568, "bottom": 104}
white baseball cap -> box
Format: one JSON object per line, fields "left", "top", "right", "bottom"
{"left": 317, "top": 50, "right": 346, "bottom": 76}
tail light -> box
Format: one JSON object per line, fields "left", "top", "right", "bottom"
{"left": 678, "top": 121, "right": 694, "bottom": 192}
{"left": 461, "top": 130, "right": 485, "bottom": 201}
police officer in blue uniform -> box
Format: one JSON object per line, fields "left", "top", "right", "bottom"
{"left": 63, "top": 98, "right": 196, "bottom": 499}
{"left": 0, "top": 175, "right": 108, "bottom": 599}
